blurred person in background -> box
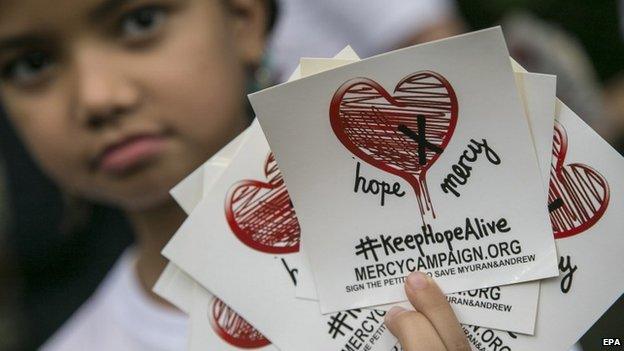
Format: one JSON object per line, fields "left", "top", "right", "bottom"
{"left": 503, "top": 12, "right": 607, "bottom": 131}
{"left": 455, "top": 0, "right": 624, "bottom": 153}
{"left": 603, "top": 0, "right": 624, "bottom": 153}
{"left": 604, "top": 72, "right": 624, "bottom": 154}
{"left": 266, "top": 0, "right": 465, "bottom": 82}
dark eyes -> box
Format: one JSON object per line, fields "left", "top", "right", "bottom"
{"left": 0, "top": 5, "right": 169, "bottom": 89}
{"left": 1, "top": 50, "right": 54, "bottom": 87}
{"left": 119, "top": 6, "right": 167, "bottom": 43}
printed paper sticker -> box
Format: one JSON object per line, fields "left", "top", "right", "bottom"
{"left": 250, "top": 27, "right": 559, "bottom": 313}
{"left": 294, "top": 69, "right": 557, "bottom": 334}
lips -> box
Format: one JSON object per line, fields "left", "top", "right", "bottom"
{"left": 94, "top": 134, "right": 168, "bottom": 175}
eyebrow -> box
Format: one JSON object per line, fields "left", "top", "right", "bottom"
{"left": 89, "top": 0, "right": 135, "bottom": 21}
{"left": 0, "top": 34, "right": 48, "bottom": 54}
{"left": 0, "top": 0, "right": 137, "bottom": 55}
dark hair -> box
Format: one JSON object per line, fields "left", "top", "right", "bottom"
{"left": 266, "top": 0, "right": 279, "bottom": 33}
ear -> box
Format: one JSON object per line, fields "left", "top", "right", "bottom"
{"left": 226, "top": 0, "right": 270, "bottom": 68}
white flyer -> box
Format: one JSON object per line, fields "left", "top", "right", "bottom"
{"left": 250, "top": 27, "right": 559, "bottom": 313}
{"left": 463, "top": 100, "right": 624, "bottom": 350}
{"left": 293, "top": 55, "right": 556, "bottom": 334}
{"left": 153, "top": 263, "right": 195, "bottom": 315}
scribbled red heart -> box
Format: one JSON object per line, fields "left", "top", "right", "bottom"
{"left": 225, "top": 153, "right": 300, "bottom": 254}
{"left": 548, "top": 122, "right": 609, "bottom": 239}
{"left": 329, "top": 71, "right": 458, "bottom": 219}
{"left": 210, "top": 297, "right": 271, "bottom": 348}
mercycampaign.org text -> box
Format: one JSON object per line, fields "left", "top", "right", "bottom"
{"left": 346, "top": 216, "right": 537, "bottom": 292}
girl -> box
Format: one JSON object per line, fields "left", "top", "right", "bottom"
{"left": 0, "top": 0, "right": 468, "bottom": 349}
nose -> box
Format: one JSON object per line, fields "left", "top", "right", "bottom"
{"left": 72, "top": 47, "right": 140, "bottom": 129}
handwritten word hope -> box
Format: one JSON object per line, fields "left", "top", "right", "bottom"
{"left": 353, "top": 161, "right": 406, "bottom": 206}
{"left": 440, "top": 138, "right": 501, "bottom": 197}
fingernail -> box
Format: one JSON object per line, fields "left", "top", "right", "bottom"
{"left": 407, "top": 271, "right": 428, "bottom": 290}
{"left": 384, "top": 306, "right": 406, "bottom": 323}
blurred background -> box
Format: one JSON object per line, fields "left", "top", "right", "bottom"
{"left": 0, "top": 0, "right": 622, "bottom": 350}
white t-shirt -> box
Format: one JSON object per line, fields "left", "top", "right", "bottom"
{"left": 268, "top": 0, "right": 457, "bottom": 81}
{"left": 41, "top": 249, "right": 188, "bottom": 351}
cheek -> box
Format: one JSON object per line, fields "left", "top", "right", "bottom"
{"left": 142, "top": 25, "right": 248, "bottom": 156}
{"left": 161, "top": 69, "right": 246, "bottom": 142}
{"left": 6, "top": 96, "right": 87, "bottom": 194}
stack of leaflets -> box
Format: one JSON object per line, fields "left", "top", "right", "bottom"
{"left": 154, "top": 27, "right": 624, "bottom": 351}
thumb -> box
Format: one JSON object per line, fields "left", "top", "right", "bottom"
{"left": 384, "top": 306, "right": 446, "bottom": 351}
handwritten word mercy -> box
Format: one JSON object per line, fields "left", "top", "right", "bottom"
{"left": 440, "top": 138, "right": 501, "bottom": 197}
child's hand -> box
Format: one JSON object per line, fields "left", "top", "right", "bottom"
{"left": 384, "top": 272, "right": 471, "bottom": 351}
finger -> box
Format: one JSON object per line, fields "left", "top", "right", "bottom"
{"left": 384, "top": 306, "right": 446, "bottom": 351}
{"left": 404, "top": 272, "right": 470, "bottom": 351}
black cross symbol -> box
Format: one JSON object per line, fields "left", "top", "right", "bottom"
{"left": 548, "top": 197, "right": 564, "bottom": 213}
{"left": 398, "top": 115, "right": 443, "bottom": 165}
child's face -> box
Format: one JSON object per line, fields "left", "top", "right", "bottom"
{"left": 0, "top": 0, "right": 267, "bottom": 210}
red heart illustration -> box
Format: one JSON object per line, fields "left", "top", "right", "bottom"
{"left": 329, "top": 71, "right": 458, "bottom": 219}
{"left": 210, "top": 297, "right": 271, "bottom": 348}
{"left": 548, "top": 122, "right": 609, "bottom": 239}
{"left": 225, "top": 153, "right": 300, "bottom": 254}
